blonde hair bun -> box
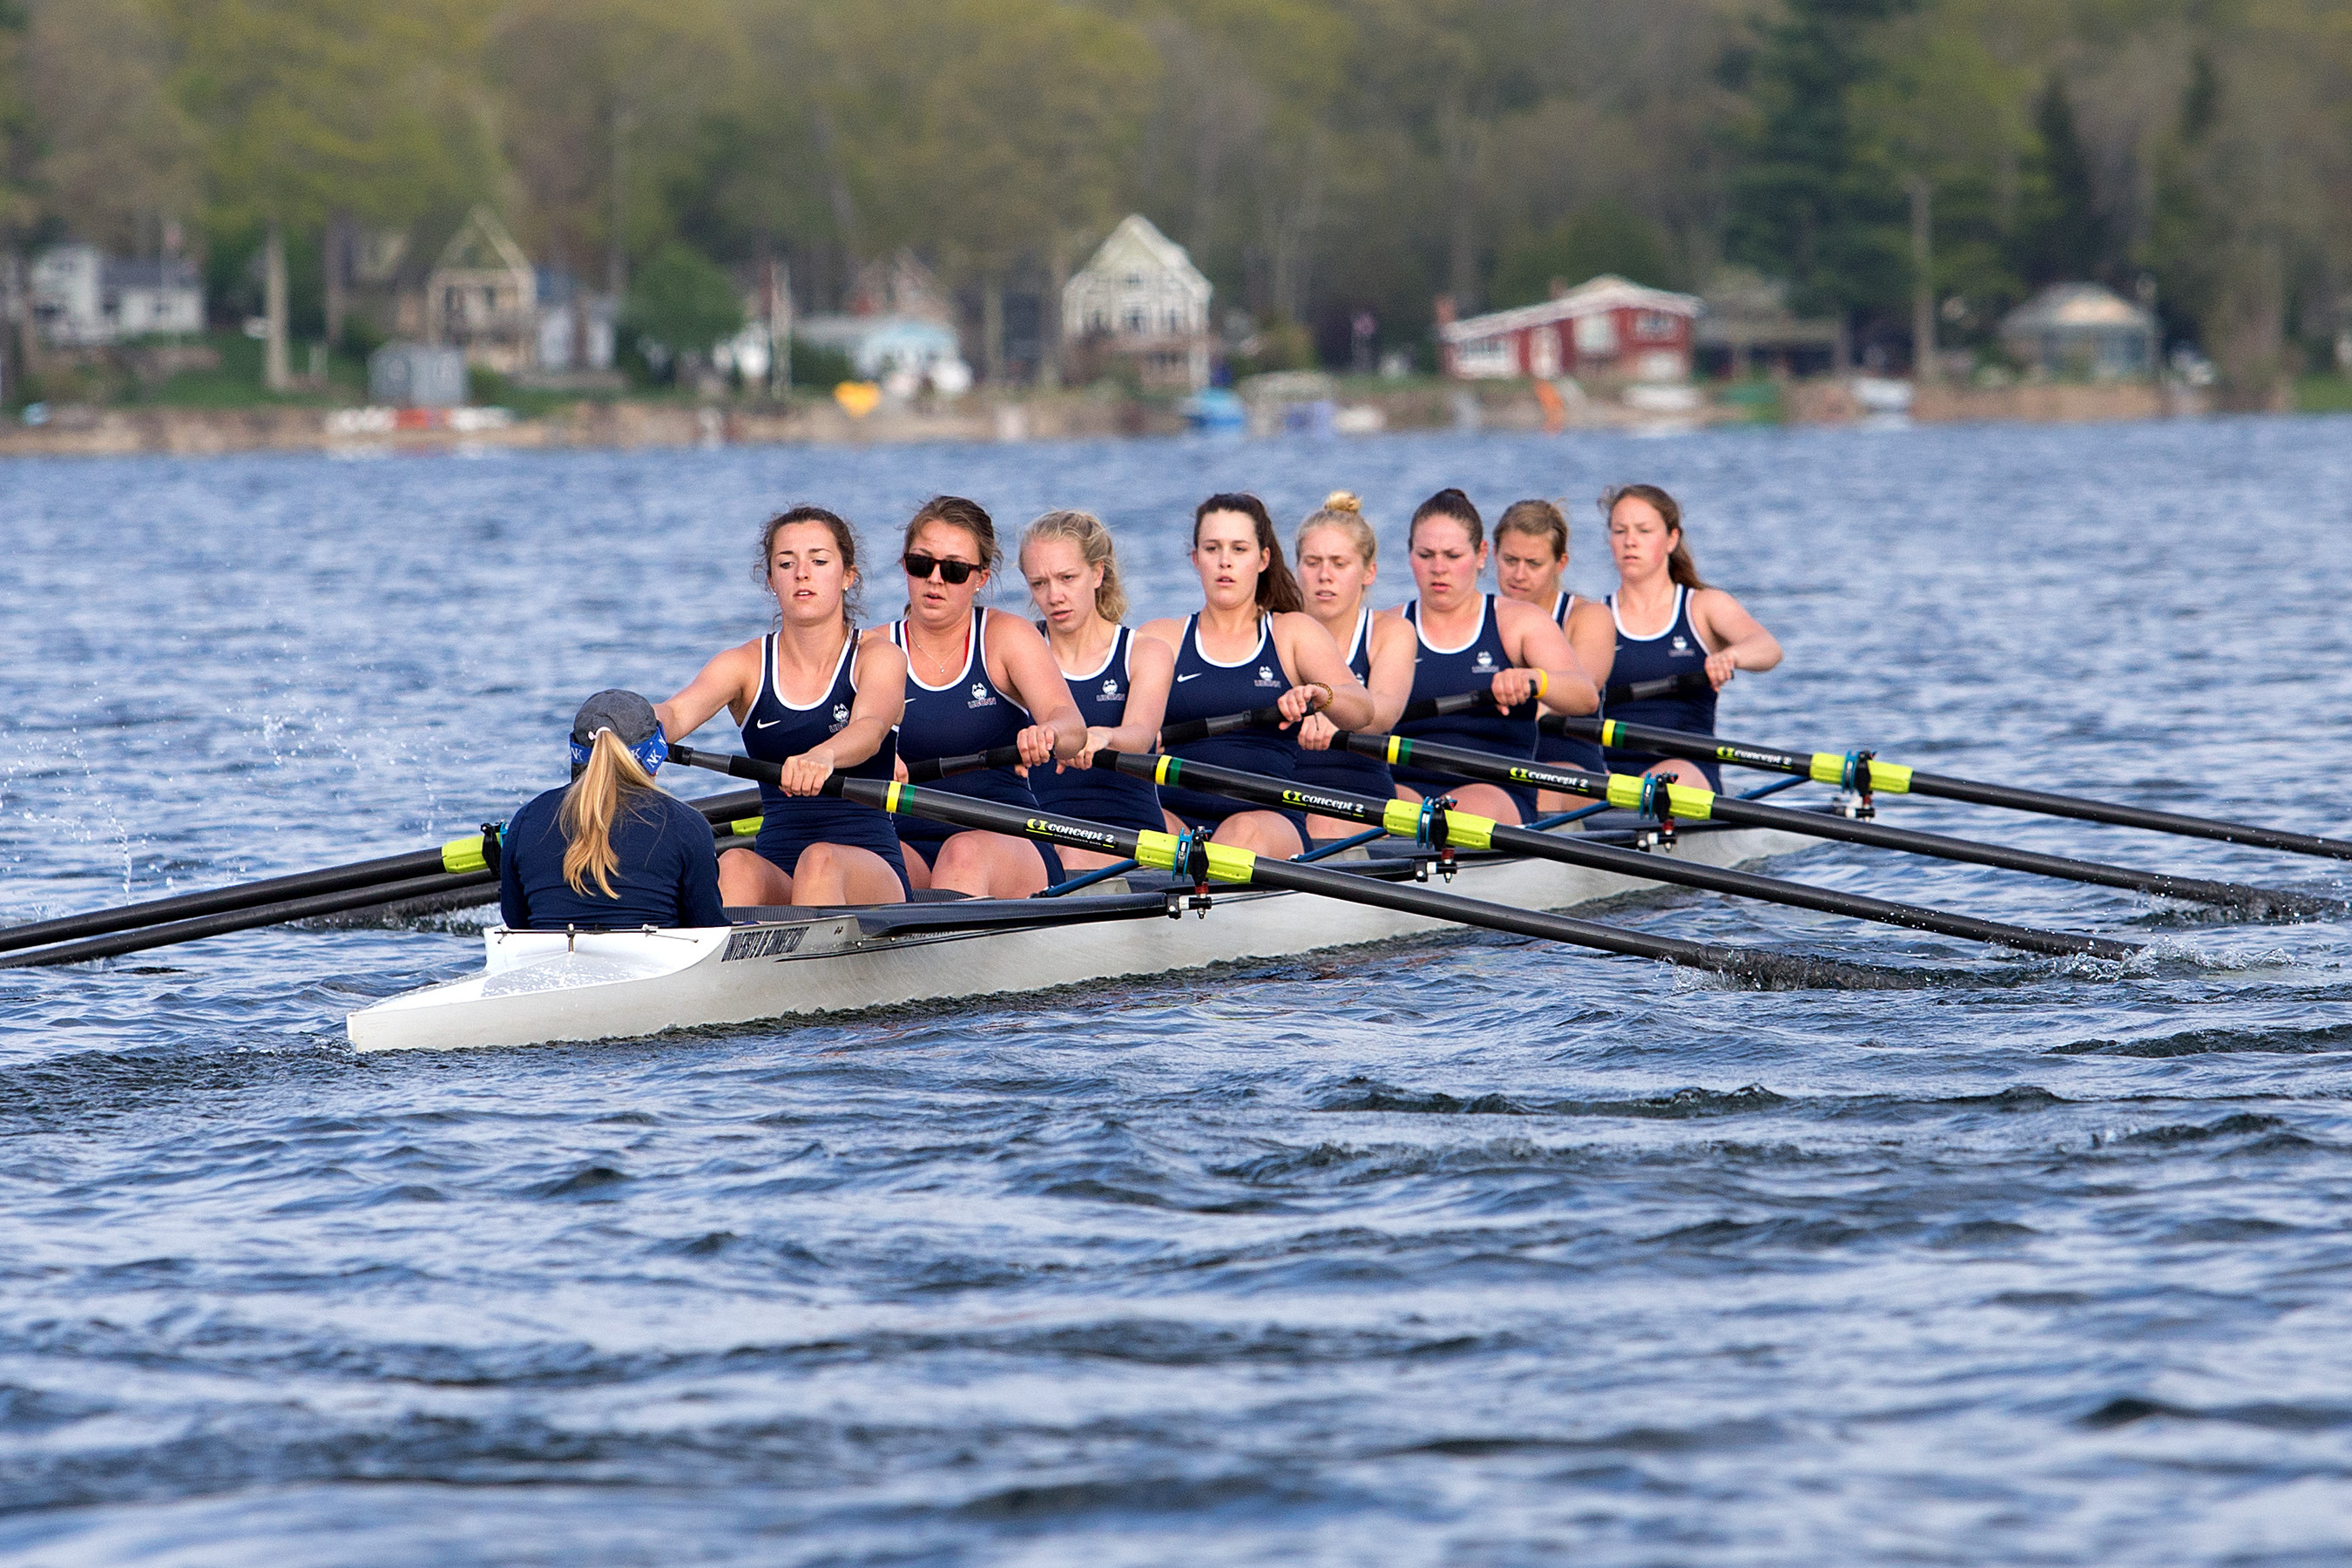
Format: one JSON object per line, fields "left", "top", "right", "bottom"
{"left": 1321, "top": 490, "right": 1363, "bottom": 513}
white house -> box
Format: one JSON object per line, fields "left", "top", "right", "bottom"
{"left": 30, "top": 244, "right": 204, "bottom": 346}
{"left": 1062, "top": 214, "right": 1213, "bottom": 390}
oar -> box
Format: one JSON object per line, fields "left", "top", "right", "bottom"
{"left": 1092, "top": 749, "right": 2138, "bottom": 960}
{"left": 1348, "top": 733, "right": 2335, "bottom": 920}
{"left": 662, "top": 742, "right": 1903, "bottom": 990}
{"left": 906, "top": 693, "right": 1525, "bottom": 787}
{"left": 1551, "top": 712, "right": 2352, "bottom": 862}
{"left": 0, "top": 787, "right": 769, "bottom": 969}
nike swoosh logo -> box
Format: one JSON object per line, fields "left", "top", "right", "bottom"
{"left": 1175, "top": 672, "right": 1202, "bottom": 682}
{"left": 754, "top": 719, "right": 782, "bottom": 728}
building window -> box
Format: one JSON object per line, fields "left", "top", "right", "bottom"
{"left": 1633, "top": 311, "right": 1679, "bottom": 341}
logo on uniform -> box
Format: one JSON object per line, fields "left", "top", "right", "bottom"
{"left": 829, "top": 701, "right": 850, "bottom": 729}
{"left": 968, "top": 681, "right": 995, "bottom": 708}
{"left": 1255, "top": 665, "right": 1279, "bottom": 686}
{"left": 1671, "top": 635, "right": 1691, "bottom": 655}
{"left": 1100, "top": 679, "right": 1121, "bottom": 700}
{"left": 1474, "top": 650, "right": 1496, "bottom": 671}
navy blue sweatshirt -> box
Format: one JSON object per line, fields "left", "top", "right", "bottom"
{"left": 497, "top": 785, "right": 727, "bottom": 930}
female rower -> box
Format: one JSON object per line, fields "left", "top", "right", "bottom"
{"left": 868, "top": 495, "right": 1084, "bottom": 897}
{"left": 1019, "top": 508, "right": 1173, "bottom": 873}
{"left": 498, "top": 689, "right": 726, "bottom": 930}
{"left": 1291, "top": 491, "right": 1416, "bottom": 839}
{"left": 1494, "top": 497, "right": 1616, "bottom": 812}
{"left": 1137, "top": 492, "right": 1373, "bottom": 858}
{"left": 1598, "top": 483, "right": 1782, "bottom": 790}
{"left": 656, "top": 506, "right": 909, "bottom": 906}
{"left": 1390, "top": 488, "right": 1598, "bottom": 826}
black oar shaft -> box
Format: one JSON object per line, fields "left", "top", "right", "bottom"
{"left": 1117, "top": 749, "right": 2135, "bottom": 961}
{"left": 1556, "top": 713, "right": 2352, "bottom": 862}
{"left": 1358, "top": 733, "right": 2326, "bottom": 918}
{"left": 0, "top": 787, "right": 768, "bottom": 966}
{"left": 0, "top": 868, "right": 499, "bottom": 970}
{"left": 0, "top": 847, "right": 454, "bottom": 954}
{"left": 666, "top": 743, "right": 1885, "bottom": 987}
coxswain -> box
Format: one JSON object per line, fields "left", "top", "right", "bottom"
{"left": 1597, "top": 483, "right": 1781, "bottom": 790}
{"left": 868, "top": 495, "right": 1084, "bottom": 897}
{"left": 1291, "top": 491, "right": 1416, "bottom": 839}
{"left": 1390, "top": 488, "right": 1598, "bottom": 825}
{"left": 656, "top": 505, "right": 910, "bottom": 906}
{"left": 498, "top": 689, "right": 727, "bottom": 930}
{"left": 1018, "top": 508, "right": 1173, "bottom": 873}
{"left": 1493, "top": 497, "right": 1615, "bottom": 812}
{"left": 1137, "top": 492, "right": 1373, "bottom": 858}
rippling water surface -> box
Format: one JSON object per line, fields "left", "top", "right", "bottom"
{"left": 5, "top": 417, "right": 2352, "bottom": 1565}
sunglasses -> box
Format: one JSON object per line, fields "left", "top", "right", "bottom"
{"left": 903, "top": 552, "right": 979, "bottom": 585}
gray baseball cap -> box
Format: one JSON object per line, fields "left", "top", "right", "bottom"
{"left": 571, "top": 689, "right": 659, "bottom": 747}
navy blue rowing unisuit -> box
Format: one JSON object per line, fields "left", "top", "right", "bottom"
{"left": 1292, "top": 605, "right": 1393, "bottom": 807}
{"left": 1395, "top": 594, "right": 1538, "bottom": 820}
{"left": 1028, "top": 623, "right": 1166, "bottom": 835}
{"left": 742, "top": 631, "right": 910, "bottom": 897}
{"left": 1602, "top": 585, "right": 1722, "bottom": 789}
{"left": 1535, "top": 589, "right": 1607, "bottom": 774}
{"left": 889, "top": 609, "right": 1062, "bottom": 881}
{"left": 1159, "top": 612, "right": 1304, "bottom": 836}
{"left": 499, "top": 784, "right": 727, "bottom": 930}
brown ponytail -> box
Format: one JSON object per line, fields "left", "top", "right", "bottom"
{"left": 560, "top": 729, "right": 659, "bottom": 898}
{"left": 1602, "top": 482, "right": 1707, "bottom": 589}
{"left": 1193, "top": 491, "right": 1303, "bottom": 614}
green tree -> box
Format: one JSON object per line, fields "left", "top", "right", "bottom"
{"left": 1491, "top": 201, "right": 1677, "bottom": 306}
{"left": 1725, "top": 0, "right": 1916, "bottom": 325}
{"left": 488, "top": 0, "right": 732, "bottom": 301}
{"left": 25, "top": 0, "right": 197, "bottom": 258}
{"left": 152, "top": 0, "right": 494, "bottom": 389}
{"left": 624, "top": 239, "right": 740, "bottom": 367}
{"left": 2012, "top": 72, "right": 2106, "bottom": 286}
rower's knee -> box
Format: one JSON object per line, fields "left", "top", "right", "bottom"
{"left": 718, "top": 847, "right": 773, "bottom": 902}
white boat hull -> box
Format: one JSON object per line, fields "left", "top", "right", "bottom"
{"left": 347, "top": 826, "right": 1811, "bottom": 1053}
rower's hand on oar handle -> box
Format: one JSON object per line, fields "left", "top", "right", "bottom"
{"left": 1705, "top": 650, "right": 1739, "bottom": 690}
{"left": 1296, "top": 712, "right": 1339, "bottom": 751}
{"left": 1013, "top": 722, "right": 1058, "bottom": 778}
{"left": 1274, "top": 682, "right": 1330, "bottom": 729}
{"left": 779, "top": 746, "right": 840, "bottom": 797}
{"left": 1063, "top": 726, "right": 1115, "bottom": 773}
{"left": 1490, "top": 667, "right": 1545, "bottom": 709}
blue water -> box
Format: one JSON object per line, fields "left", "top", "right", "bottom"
{"left": 4, "top": 418, "right": 2352, "bottom": 1565}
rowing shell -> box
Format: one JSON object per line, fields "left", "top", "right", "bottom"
{"left": 347, "top": 821, "right": 1812, "bottom": 1053}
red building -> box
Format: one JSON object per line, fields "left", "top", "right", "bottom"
{"left": 1438, "top": 274, "right": 1701, "bottom": 383}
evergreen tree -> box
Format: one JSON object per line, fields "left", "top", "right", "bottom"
{"left": 1724, "top": 0, "right": 1916, "bottom": 322}
{"left": 2012, "top": 73, "right": 2105, "bottom": 286}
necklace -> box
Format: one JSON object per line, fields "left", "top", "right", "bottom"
{"left": 909, "top": 619, "right": 970, "bottom": 683}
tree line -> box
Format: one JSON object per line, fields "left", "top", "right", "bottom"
{"left": 2, "top": 0, "right": 2347, "bottom": 396}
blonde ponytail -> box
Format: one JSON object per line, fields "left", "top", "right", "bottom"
{"left": 560, "top": 729, "right": 658, "bottom": 898}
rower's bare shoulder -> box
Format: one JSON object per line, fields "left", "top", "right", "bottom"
{"left": 1126, "top": 628, "right": 1176, "bottom": 671}
{"left": 982, "top": 605, "right": 1050, "bottom": 650}
{"left": 1135, "top": 616, "right": 1185, "bottom": 647}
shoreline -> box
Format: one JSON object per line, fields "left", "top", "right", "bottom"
{"left": 0, "top": 377, "right": 2214, "bottom": 461}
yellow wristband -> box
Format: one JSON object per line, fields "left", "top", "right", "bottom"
{"left": 1531, "top": 669, "right": 1549, "bottom": 700}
